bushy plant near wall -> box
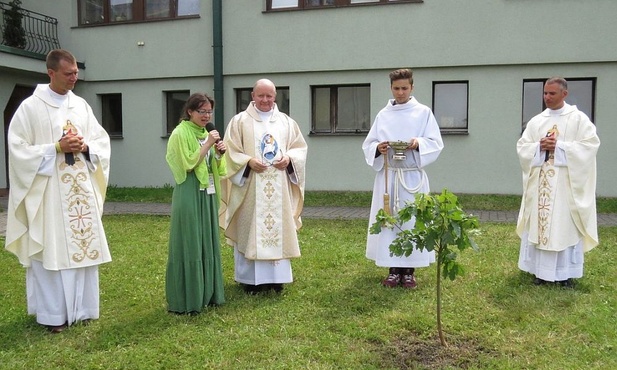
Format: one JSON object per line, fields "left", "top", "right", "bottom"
{"left": 2, "top": 0, "right": 27, "bottom": 49}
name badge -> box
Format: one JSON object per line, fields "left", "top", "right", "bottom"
{"left": 206, "top": 174, "right": 216, "bottom": 194}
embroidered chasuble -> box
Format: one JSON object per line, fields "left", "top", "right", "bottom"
{"left": 516, "top": 103, "right": 600, "bottom": 253}
{"left": 223, "top": 103, "right": 307, "bottom": 261}
{"left": 6, "top": 84, "right": 111, "bottom": 270}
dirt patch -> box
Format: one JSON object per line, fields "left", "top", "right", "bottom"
{"left": 378, "top": 332, "right": 494, "bottom": 369}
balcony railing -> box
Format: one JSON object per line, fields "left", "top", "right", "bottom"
{"left": 0, "top": 1, "right": 60, "bottom": 56}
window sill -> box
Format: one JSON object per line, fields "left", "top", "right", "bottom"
{"left": 266, "top": 0, "right": 423, "bottom": 13}
{"left": 439, "top": 129, "right": 469, "bottom": 135}
{"left": 309, "top": 131, "right": 369, "bottom": 137}
{"left": 75, "top": 14, "right": 200, "bottom": 28}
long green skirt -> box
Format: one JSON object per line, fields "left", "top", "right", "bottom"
{"left": 166, "top": 172, "right": 225, "bottom": 313}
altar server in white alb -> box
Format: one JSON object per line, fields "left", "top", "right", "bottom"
{"left": 363, "top": 68, "right": 444, "bottom": 289}
{"left": 223, "top": 78, "right": 307, "bottom": 294}
{"left": 516, "top": 77, "right": 600, "bottom": 287}
{"left": 5, "top": 49, "right": 111, "bottom": 333}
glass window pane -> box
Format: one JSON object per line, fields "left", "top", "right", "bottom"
{"left": 567, "top": 80, "right": 593, "bottom": 120}
{"left": 236, "top": 89, "right": 252, "bottom": 113}
{"left": 350, "top": 0, "right": 379, "bottom": 3}
{"left": 337, "top": 86, "right": 370, "bottom": 131}
{"left": 178, "top": 0, "right": 199, "bottom": 16}
{"left": 80, "top": 0, "right": 105, "bottom": 24}
{"left": 433, "top": 82, "right": 468, "bottom": 129}
{"left": 306, "top": 0, "right": 334, "bottom": 6}
{"left": 101, "top": 94, "right": 123, "bottom": 137}
{"left": 146, "top": 0, "right": 170, "bottom": 18}
{"left": 313, "top": 87, "right": 331, "bottom": 132}
{"left": 272, "top": 0, "right": 298, "bottom": 9}
{"left": 166, "top": 91, "right": 189, "bottom": 134}
{"left": 110, "top": 0, "right": 133, "bottom": 22}
{"left": 276, "top": 88, "right": 290, "bottom": 116}
{"left": 522, "top": 81, "right": 543, "bottom": 130}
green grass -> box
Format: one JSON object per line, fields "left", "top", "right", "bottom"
{"left": 1, "top": 216, "right": 616, "bottom": 369}
{"left": 105, "top": 187, "right": 617, "bottom": 213}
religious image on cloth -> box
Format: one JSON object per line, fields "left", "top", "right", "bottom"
{"left": 260, "top": 133, "right": 280, "bottom": 166}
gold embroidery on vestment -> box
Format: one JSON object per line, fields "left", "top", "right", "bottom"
{"left": 60, "top": 168, "right": 100, "bottom": 263}
{"left": 259, "top": 169, "right": 281, "bottom": 249}
{"left": 538, "top": 166, "right": 555, "bottom": 246}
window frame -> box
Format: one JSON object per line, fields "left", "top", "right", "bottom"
{"left": 235, "top": 87, "right": 291, "bottom": 115}
{"left": 431, "top": 80, "right": 469, "bottom": 135}
{"left": 310, "top": 84, "right": 371, "bottom": 136}
{"left": 521, "top": 77, "right": 596, "bottom": 132}
{"left": 266, "top": 0, "right": 422, "bottom": 11}
{"left": 164, "top": 90, "right": 190, "bottom": 136}
{"left": 100, "top": 93, "right": 123, "bottom": 138}
{"left": 78, "top": 0, "right": 200, "bottom": 27}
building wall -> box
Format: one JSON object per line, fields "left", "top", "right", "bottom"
{"left": 0, "top": 67, "right": 47, "bottom": 188}
{"left": 2, "top": 0, "right": 616, "bottom": 195}
{"left": 221, "top": 0, "right": 616, "bottom": 73}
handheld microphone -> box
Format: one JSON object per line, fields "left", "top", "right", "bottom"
{"left": 205, "top": 122, "right": 225, "bottom": 154}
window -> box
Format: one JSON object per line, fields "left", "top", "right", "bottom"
{"left": 522, "top": 78, "right": 595, "bottom": 131}
{"left": 267, "top": 0, "right": 421, "bottom": 11}
{"left": 310, "top": 84, "right": 370, "bottom": 135}
{"left": 100, "top": 93, "right": 123, "bottom": 138}
{"left": 235, "top": 87, "right": 290, "bottom": 115}
{"left": 78, "top": 0, "right": 199, "bottom": 26}
{"left": 432, "top": 81, "right": 468, "bottom": 134}
{"left": 165, "top": 90, "right": 190, "bottom": 135}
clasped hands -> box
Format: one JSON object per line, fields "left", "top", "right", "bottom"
{"left": 377, "top": 138, "right": 419, "bottom": 155}
{"left": 540, "top": 135, "right": 556, "bottom": 152}
{"left": 58, "top": 132, "right": 87, "bottom": 153}
{"left": 248, "top": 155, "right": 290, "bottom": 173}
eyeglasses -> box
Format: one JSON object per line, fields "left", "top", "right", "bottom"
{"left": 196, "top": 109, "right": 213, "bottom": 115}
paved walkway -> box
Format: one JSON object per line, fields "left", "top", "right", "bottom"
{"left": 2, "top": 197, "right": 617, "bottom": 235}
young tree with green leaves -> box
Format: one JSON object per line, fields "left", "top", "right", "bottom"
{"left": 371, "top": 189, "right": 480, "bottom": 346}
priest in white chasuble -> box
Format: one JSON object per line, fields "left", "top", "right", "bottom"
{"left": 5, "top": 49, "right": 111, "bottom": 333}
{"left": 517, "top": 77, "right": 600, "bottom": 287}
{"left": 223, "top": 79, "right": 307, "bottom": 294}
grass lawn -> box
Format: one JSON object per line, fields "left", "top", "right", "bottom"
{"left": 1, "top": 215, "right": 615, "bottom": 369}
{"left": 104, "top": 186, "right": 617, "bottom": 213}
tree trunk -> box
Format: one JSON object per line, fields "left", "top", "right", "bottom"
{"left": 436, "top": 251, "right": 448, "bottom": 346}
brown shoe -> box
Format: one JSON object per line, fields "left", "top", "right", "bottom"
{"left": 382, "top": 273, "right": 401, "bottom": 287}
{"left": 401, "top": 273, "right": 417, "bottom": 289}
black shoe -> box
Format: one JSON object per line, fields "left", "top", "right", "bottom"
{"left": 533, "top": 277, "right": 548, "bottom": 285}
{"left": 558, "top": 279, "right": 575, "bottom": 288}
{"left": 242, "top": 284, "right": 264, "bottom": 295}
{"left": 269, "top": 283, "right": 284, "bottom": 293}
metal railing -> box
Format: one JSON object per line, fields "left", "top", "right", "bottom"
{"left": 0, "top": 1, "right": 60, "bottom": 55}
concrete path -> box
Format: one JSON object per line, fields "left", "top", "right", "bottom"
{"left": 2, "top": 197, "right": 617, "bottom": 236}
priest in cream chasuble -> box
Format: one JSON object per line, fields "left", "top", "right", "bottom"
{"left": 6, "top": 49, "right": 110, "bottom": 331}
{"left": 516, "top": 77, "right": 599, "bottom": 284}
{"left": 222, "top": 79, "right": 307, "bottom": 289}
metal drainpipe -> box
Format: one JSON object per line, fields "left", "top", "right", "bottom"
{"left": 212, "top": 0, "right": 224, "bottom": 134}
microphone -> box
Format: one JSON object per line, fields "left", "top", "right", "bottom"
{"left": 205, "top": 122, "right": 225, "bottom": 154}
